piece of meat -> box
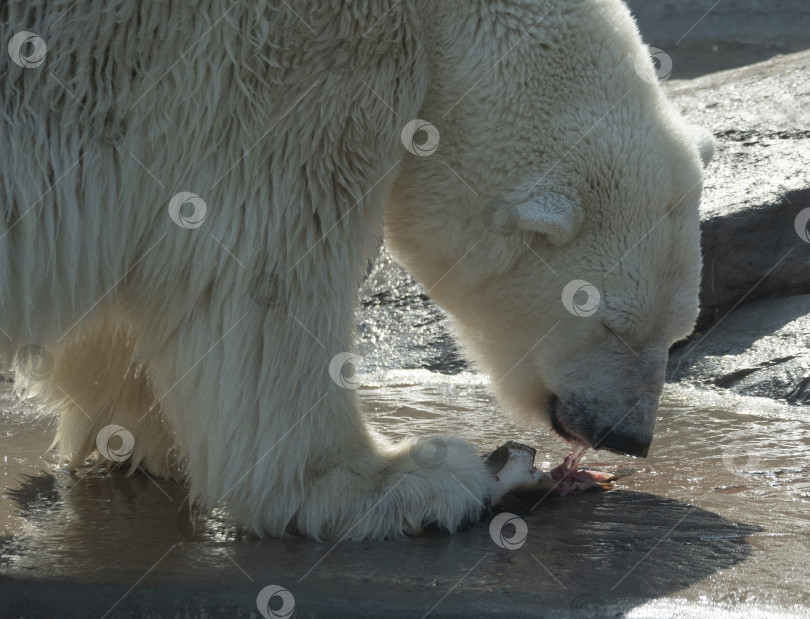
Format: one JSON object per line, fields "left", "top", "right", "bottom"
{"left": 484, "top": 441, "right": 626, "bottom": 507}
{"left": 547, "top": 442, "right": 617, "bottom": 496}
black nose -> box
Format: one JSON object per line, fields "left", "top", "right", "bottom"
{"left": 596, "top": 431, "right": 650, "bottom": 458}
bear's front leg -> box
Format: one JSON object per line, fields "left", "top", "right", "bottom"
{"left": 135, "top": 273, "right": 491, "bottom": 540}
{"left": 121, "top": 4, "right": 491, "bottom": 536}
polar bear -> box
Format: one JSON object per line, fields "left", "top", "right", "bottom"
{"left": 2, "top": 0, "right": 710, "bottom": 539}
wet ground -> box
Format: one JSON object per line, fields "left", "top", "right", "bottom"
{"left": 2, "top": 374, "right": 810, "bottom": 618}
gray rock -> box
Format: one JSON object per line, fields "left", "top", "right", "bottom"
{"left": 668, "top": 294, "right": 810, "bottom": 402}
{"left": 357, "top": 247, "right": 465, "bottom": 374}
{"left": 626, "top": 0, "right": 810, "bottom": 78}
{"left": 665, "top": 50, "right": 810, "bottom": 331}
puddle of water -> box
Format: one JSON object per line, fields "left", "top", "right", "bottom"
{"left": 1, "top": 367, "right": 809, "bottom": 612}
{"left": 360, "top": 369, "right": 810, "bottom": 607}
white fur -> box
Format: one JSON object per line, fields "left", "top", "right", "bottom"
{"left": 386, "top": 1, "right": 709, "bottom": 451}
{"left": 3, "top": 0, "right": 706, "bottom": 539}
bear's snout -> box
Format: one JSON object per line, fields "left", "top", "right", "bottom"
{"left": 596, "top": 429, "right": 651, "bottom": 458}
{"left": 549, "top": 391, "right": 657, "bottom": 459}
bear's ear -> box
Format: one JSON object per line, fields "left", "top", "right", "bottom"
{"left": 514, "top": 191, "right": 583, "bottom": 245}
{"left": 688, "top": 125, "right": 714, "bottom": 167}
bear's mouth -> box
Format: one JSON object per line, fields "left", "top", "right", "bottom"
{"left": 548, "top": 393, "right": 590, "bottom": 447}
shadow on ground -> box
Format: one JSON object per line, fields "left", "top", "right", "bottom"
{"left": 2, "top": 466, "right": 759, "bottom": 618}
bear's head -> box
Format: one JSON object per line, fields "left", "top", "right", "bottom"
{"left": 386, "top": 1, "right": 712, "bottom": 457}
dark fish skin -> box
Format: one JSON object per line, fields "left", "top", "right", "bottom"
{"left": 483, "top": 441, "right": 633, "bottom": 508}
{"left": 483, "top": 441, "right": 537, "bottom": 474}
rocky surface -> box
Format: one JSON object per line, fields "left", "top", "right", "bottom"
{"left": 668, "top": 294, "right": 810, "bottom": 402}
{"left": 667, "top": 51, "right": 810, "bottom": 331}
{"left": 660, "top": 50, "right": 810, "bottom": 400}
{"left": 626, "top": 0, "right": 810, "bottom": 78}
{"left": 358, "top": 249, "right": 465, "bottom": 375}
{"left": 5, "top": 384, "right": 810, "bottom": 619}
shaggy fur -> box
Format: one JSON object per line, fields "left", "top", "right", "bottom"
{"left": 2, "top": 0, "right": 708, "bottom": 539}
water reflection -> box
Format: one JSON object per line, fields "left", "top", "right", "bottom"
{"left": 2, "top": 285, "right": 809, "bottom": 613}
